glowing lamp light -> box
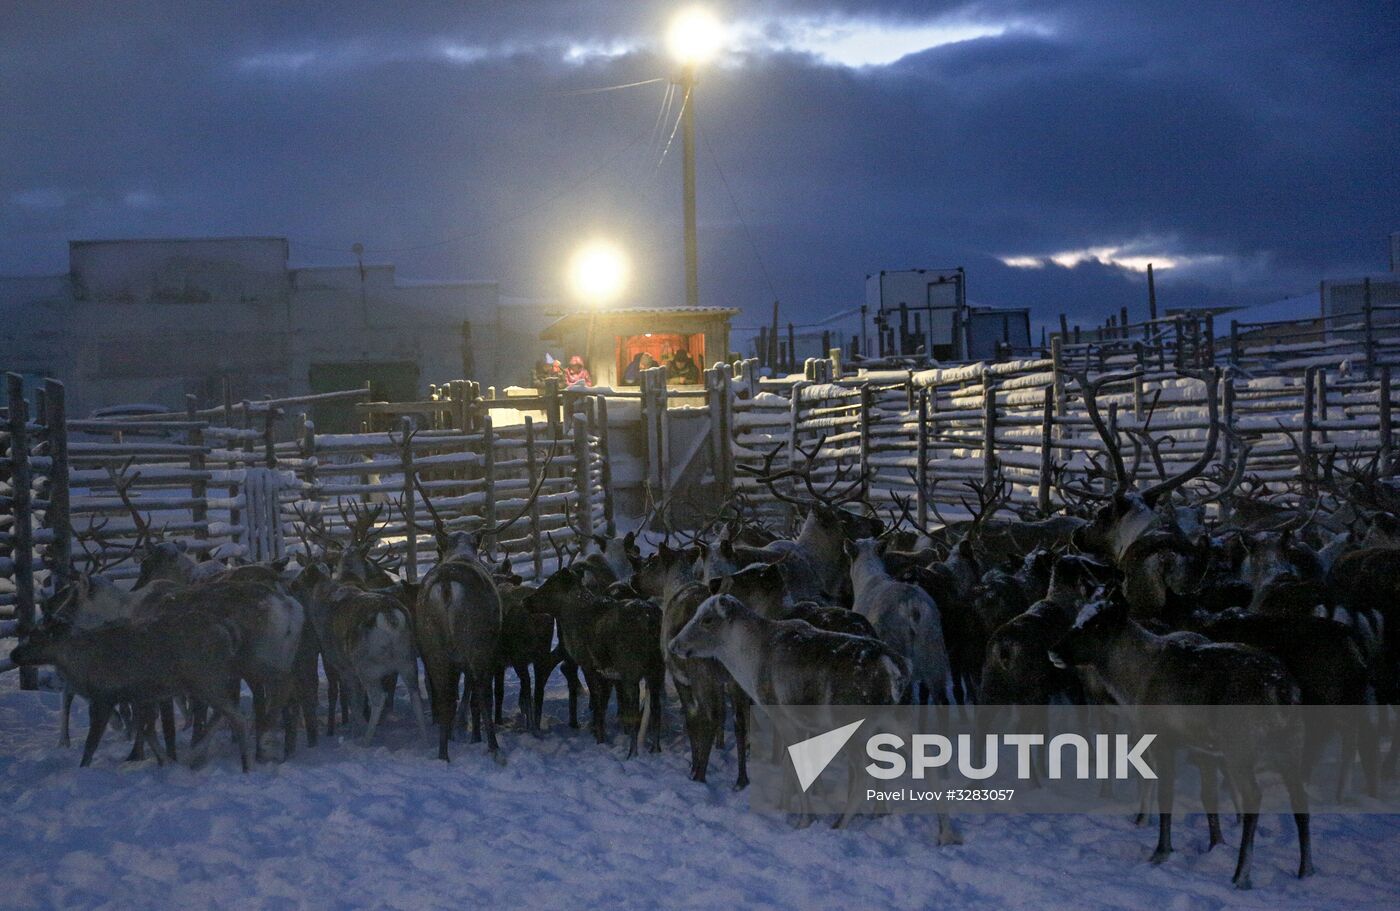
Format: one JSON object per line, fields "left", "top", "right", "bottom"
{"left": 667, "top": 7, "right": 724, "bottom": 65}
{"left": 567, "top": 240, "right": 630, "bottom": 307}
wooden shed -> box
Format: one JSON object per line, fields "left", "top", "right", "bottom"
{"left": 539, "top": 306, "right": 738, "bottom": 387}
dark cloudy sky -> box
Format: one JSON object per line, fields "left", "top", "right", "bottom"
{"left": 3, "top": 1, "right": 1397, "bottom": 330}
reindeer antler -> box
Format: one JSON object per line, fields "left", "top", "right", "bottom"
{"left": 337, "top": 497, "right": 387, "bottom": 548}
{"left": 104, "top": 458, "right": 156, "bottom": 547}
{"left": 735, "top": 435, "right": 867, "bottom": 511}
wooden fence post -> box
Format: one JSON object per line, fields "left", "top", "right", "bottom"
{"left": 44, "top": 379, "right": 72, "bottom": 591}
{"left": 594, "top": 396, "right": 616, "bottom": 536}
{"left": 707, "top": 367, "right": 728, "bottom": 499}
{"left": 262, "top": 406, "right": 277, "bottom": 468}
{"left": 858, "top": 383, "right": 874, "bottom": 498}
{"left": 916, "top": 389, "right": 930, "bottom": 530}
{"left": 1363, "top": 277, "right": 1376, "bottom": 380}
{"left": 399, "top": 416, "right": 418, "bottom": 583}
{"left": 1302, "top": 366, "right": 1316, "bottom": 496}
{"left": 1050, "top": 335, "right": 1067, "bottom": 418}
{"left": 572, "top": 411, "right": 594, "bottom": 544}
{"left": 7, "top": 374, "right": 37, "bottom": 690}
{"left": 981, "top": 368, "right": 997, "bottom": 488}
{"left": 187, "top": 395, "right": 208, "bottom": 547}
{"left": 482, "top": 416, "right": 497, "bottom": 548}
{"left": 1230, "top": 320, "right": 1241, "bottom": 366}
{"left": 1315, "top": 367, "right": 1330, "bottom": 445}
{"left": 1038, "top": 386, "right": 1054, "bottom": 514}
{"left": 524, "top": 417, "right": 543, "bottom": 577}
{"left": 1380, "top": 366, "right": 1392, "bottom": 475}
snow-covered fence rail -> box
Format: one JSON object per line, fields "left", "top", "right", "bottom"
{"left": 0, "top": 374, "right": 616, "bottom": 684}
{"left": 716, "top": 344, "right": 1399, "bottom": 530}
{"left": 281, "top": 390, "right": 611, "bottom": 583}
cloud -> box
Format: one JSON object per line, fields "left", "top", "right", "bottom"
{"left": 0, "top": 0, "right": 1395, "bottom": 326}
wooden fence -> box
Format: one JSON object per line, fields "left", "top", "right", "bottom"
{"left": 717, "top": 344, "right": 1397, "bottom": 529}
{"left": 1, "top": 375, "right": 613, "bottom": 687}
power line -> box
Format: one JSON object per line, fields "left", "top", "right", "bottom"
{"left": 653, "top": 86, "right": 690, "bottom": 176}
{"left": 549, "top": 76, "right": 666, "bottom": 97}
{"left": 697, "top": 117, "right": 780, "bottom": 304}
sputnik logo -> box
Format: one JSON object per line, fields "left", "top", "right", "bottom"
{"left": 787, "top": 719, "right": 865, "bottom": 792}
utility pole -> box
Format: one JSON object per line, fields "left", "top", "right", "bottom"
{"left": 680, "top": 67, "right": 700, "bottom": 310}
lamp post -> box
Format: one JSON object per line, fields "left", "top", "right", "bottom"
{"left": 667, "top": 8, "right": 722, "bottom": 311}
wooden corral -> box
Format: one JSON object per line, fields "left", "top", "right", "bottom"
{"left": 1, "top": 376, "right": 614, "bottom": 688}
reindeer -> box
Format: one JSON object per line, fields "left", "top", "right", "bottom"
{"left": 714, "top": 561, "right": 878, "bottom": 639}
{"left": 668, "top": 592, "right": 961, "bottom": 843}
{"left": 636, "top": 543, "right": 749, "bottom": 785}
{"left": 1049, "top": 591, "right": 1312, "bottom": 889}
{"left": 411, "top": 477, "right": 503, "bottom": 761}
{"left": 10, "top": 609, "right": 254, "bottom": 771}
{"left": 1063, "top": 368, "right": 1236, "bottom": 623}
{"left": 293, "top": 562, "right": 428, "bottom": 744}
{"left": 848, "top": 538, "right": 950, "bottom": 705}
{"left": 526, "top": 565, "right": 665, "bottom": 757}
{"left": 731, "top": 437, "right": 884, "bottom": 603}
{"left": 978, "top": 554, "right": 1104, "bottom": 707}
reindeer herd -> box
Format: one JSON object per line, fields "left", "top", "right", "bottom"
{"left": 7, "top": 368, "right": 1400, "bottom": 889}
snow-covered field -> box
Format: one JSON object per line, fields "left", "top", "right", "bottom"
{"left": 2, "top": 667, "right": 1398, "bottom": 911}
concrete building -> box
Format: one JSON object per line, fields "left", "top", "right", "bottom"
{"left": 0, "top": 237, "right": 514, "bottom": 425}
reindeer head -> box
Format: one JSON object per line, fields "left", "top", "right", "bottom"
{"left": 335, "top": 499, "right": 387, "bottom": 582}
{"left": 1047, "top": 588, "right": 1130, "bottom": 670}
{"left": 668, "top": 593, "right": 746, "bottom": 660}
{"left": 1066, "top": 369, "right": 1227, "bottom": 561}
{"left": 9, "top": 618, "right": 72, "bottom": 667}
{"left": 634, "top": 542, "right": 696, "bottom": 598}
{"left": 710, "top": 561, "right": 786, "bottom": 618}
{"left": 522, "top": 565, "right": 588, "bottom": 616}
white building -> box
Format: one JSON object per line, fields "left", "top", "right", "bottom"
{"left": 0, "top": 237, "right": 526, "bottom": 423}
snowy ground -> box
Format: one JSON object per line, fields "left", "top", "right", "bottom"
{"left": 2, "top": 666, "right": 1399, "bottom": 911}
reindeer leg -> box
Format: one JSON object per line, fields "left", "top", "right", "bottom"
{"left": 1150, "top": 746, "right": 1176, "bottom": 864}
{"left": 79, "top": 700, "right": 114, "bottom": 768}
{"left": 1231, "top": 770, "right": 1262, "bottom": 889}
{"left": 59, "top": 687, "right": 74, "bottom": 748}
{"left": 396, "top": 663, "right": 428, "bottom": 741}
{"left": 1199, "top": 757, "right": 1224, "bottom": 851}
{"left": 731, "top": 685, "right": 751, "bottom": 791}
{"left": 493, "top": 666, "right": 506, "bottom": 726}
{"left": 1359, "top": 704, "right": 1380, "bottom": 797}
{"left": 678, "top": 683, "right": 713, "bottom": 782}
{"left": 126, "top": 703, "right": 150, "bottom": 762}
{"left": 515, "top": 662, "right": 533, "bottom": 730}
{"left": 1283, "top": 764, "right": 1314, "bottom": 879}
{"left": 361, "top": 674, "right": 386, "bottom": 745}
{"left": 556, "top": 652, "right": 581, "bottom": 729}
{"left": 326, "top": 671, "right": 339, "bottom": 736}
{"left": 160, "top": 699, "right": 178, "bottom": 762}
{"left": 648, "top": 670, "right": 664, "bottom": 753}
{"left": 473, "top": 670, "right": 500, "bottom": 755}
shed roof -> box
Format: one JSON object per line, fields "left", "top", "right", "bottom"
{"left": 540, "top": 306, "right": 740, "bottom": 339}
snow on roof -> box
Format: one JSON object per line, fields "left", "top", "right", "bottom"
{"left": 541, "top": 307, "right": 740, "bottom": 338}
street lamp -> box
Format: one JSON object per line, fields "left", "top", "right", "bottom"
{"left": 567, "top": 239, "right": 630, "bottom": 307}
{"left": 667, "top": 7, "right": 722, "bottom": 311}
